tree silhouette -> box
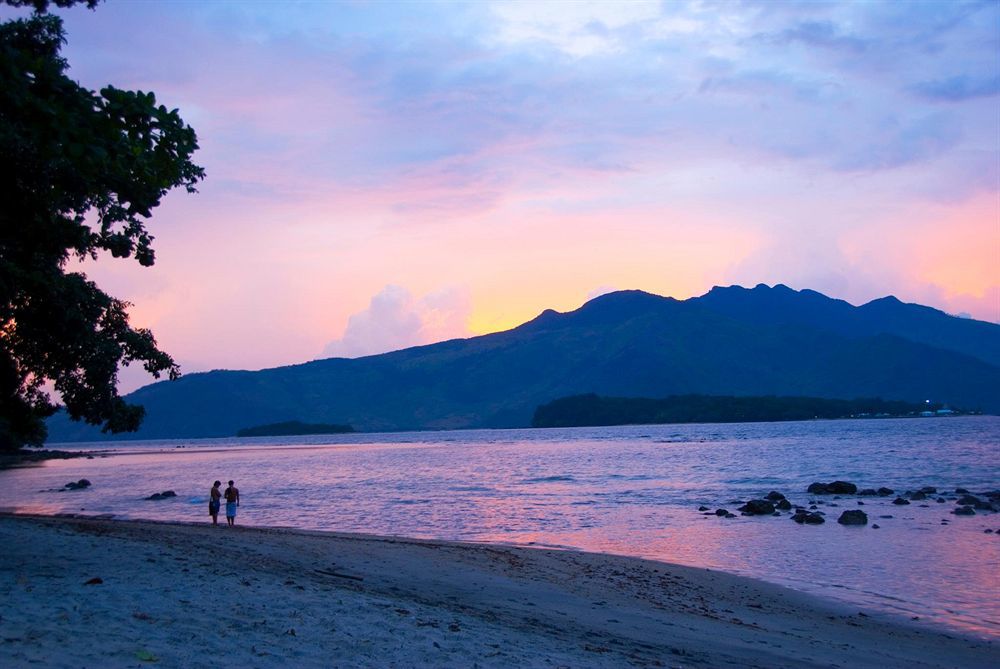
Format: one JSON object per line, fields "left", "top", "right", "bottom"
{"left": 0, "top": 2, "right": 204, "bottom": 450}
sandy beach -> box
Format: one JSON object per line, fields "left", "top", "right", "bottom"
{"left": 0, "top": 515, "right": 995, "bottom": 668}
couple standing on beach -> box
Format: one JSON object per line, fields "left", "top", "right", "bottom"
{"left": 209, "top": 480, "right": 240, "bottom": 526}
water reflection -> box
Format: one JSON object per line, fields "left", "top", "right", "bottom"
{"left": 3, "top": 416, "right": 999, "bottom": 637}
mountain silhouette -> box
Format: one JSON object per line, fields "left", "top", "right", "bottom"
{"left": 46, "top": 284, "right": 1000, "bottom": 441}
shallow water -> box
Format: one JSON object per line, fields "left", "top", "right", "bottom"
{"left": 3, "top": 416, "right": 999, "bottom": 637}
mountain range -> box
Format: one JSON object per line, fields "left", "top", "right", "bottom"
{"left": 46, "top": 283, "right": 1000, "bottom": 442}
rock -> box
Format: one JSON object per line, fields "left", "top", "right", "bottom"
{"left": 879, "top": 514, "right": 893, "bottom": 519}
{"left": 804, "top": 513, "right": 825, "bottom": 524}
{"left": 957, "top": 495, "right": 981, "bottom": 506}
{"left": 65, "top": 479, "right": 92, "bottom": 490}
{"left": 715, "top": 509, "right": 728, "bottom": 516}
{"left": 737, "top": 500, "right": 776, "bottom": 515}
{"left": 776, "top": 499, "right": 792, "bottom": 510}
{"left": 892, "top": 497, "right": 910, "bottom": 505}
{"left": 698, "top": 506, "right": 709, "bottom": 511}
{"left": 936, "top": 498, "right": 946, "bottom": 503}
{"left": 973, "top": 500, "right": 995, "bottom": 511}
{"left": 909, "top": 491, "right": 926, "bottom": 500}
{"left": 146, "top": 493, "right": 163, "bottom": 501}
{"left": 877, "top": 487, "right": 894, "bottom": 497}
{"left": 919, "top": 486, "right": 937, "bottom": 494}
{"left": 806, "top": 481, "right": 857, "bottom": 495}
{"left": 858, "top": 489, "right": 878, "bottom": 496}
{"left": 724, "top": 513, "right": 736, "bottom": 519}
{"left": 955, "top": 488, "right": 969, "bottom": 494}
{"left": 985, "top": 529, "right": 993, "bottom": 533}
{"left": 838, "top": 510, "right": 868, "bottom": 525}
{"left": 84, "top": 577, "right": 103, "bottom": 585}
{"left": 145, "top": 490, "right": 177, "bottom": 501}
{"left": 857, "top": 501, "right": 865, "bottom": 505}
{"left": 872, "top": 524, "right": 880, "bottom": 529}
{"left": 765, "top": 491, "right": 786, "bottom": 501}
{"left": 159, "top": 490, "right": 177, "bottom": 498}
{"left": 827, "top": 481, "right": 857, "bottom": 494}
{"left": 953, "top": 506, "right": 975, "bottom": 516}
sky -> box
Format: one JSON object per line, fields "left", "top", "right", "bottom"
{"left": 6, "top": 0, "right": 999, "bottom": 390}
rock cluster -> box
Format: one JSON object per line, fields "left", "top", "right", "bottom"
{"left": 64, "top": 479, "right": 91, "bottom": 490}
{"left": 145, "top": 490, "right": 177, "bottom": 501}
{"left": 699, "top": 480, "right": 998, "bottom": 530}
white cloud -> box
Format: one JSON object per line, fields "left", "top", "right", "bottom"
{"left": 322, "top": 285, "right": 472, "bottom": 358}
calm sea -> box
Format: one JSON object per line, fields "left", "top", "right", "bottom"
{"left": 3, "top": 416, "right": 998, "bottom": 637}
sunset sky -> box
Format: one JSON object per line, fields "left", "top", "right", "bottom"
{"left": 7, "top": 1, "right": 998, "bottom": 390}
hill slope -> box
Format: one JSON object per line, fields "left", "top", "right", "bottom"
{"left": 47, "top": 284, "right": 1000, "bottom": 441}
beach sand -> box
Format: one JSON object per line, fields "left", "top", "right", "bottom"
{"left": 0, "top": 515, "right": 995, "bottom": 668}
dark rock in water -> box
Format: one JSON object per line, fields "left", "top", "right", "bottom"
{"left": 936, "top": 498, "right": 946, "bottom": 503}
{"left": 838, "top": 510, "right": 868, "bottom": 525}
{"left": 84, "top": 577, "right": 103, "bottom": 585}
{"left": 953, "top": 506, "right": 975, "bottom": 516}
{"left": 909, "top": 491, "right": 926, "bottom": 500}
{"left": 698, "top": 506, "right": 710, "bottom": 511}
{"left": 765, "top": 491, "right": 786, "bottom": 501}
{"left": 807, "top": 481, "right": 857, "bottom": 495}
{"left": 804, "top": 513, "right": 825, "bottom": 524}
{"left": 776, "top": 499, "right": 792, "bottom": 510}
{"left": 858, "top": 489, "right": 878, "bottom": 496}
{"left": 715, "top": 509, "right": 728, "bottom": 517}
{"left": 957, "top": 495, "right": 981, "bottom": 506}
{"left": 985, "top": 529, "right": 994, "bottom": 533}
{"left": 919, "top": 504, "right": 930, "bottom": 508}
{"left": 872, "top": 524, "right": 880, "bottom": 529}
{"left": 892, "top": 497, "right": 910, "bottom": 505}
{"left": 973, "top": 500, "right": 995, "bottom": 511}
{"left": 738, "top": 499, "right": 776, "bottom": 515}
{"left": 919, "top": 486, "right": 937, "bottom": 494}
{"left": 145, "top": 490, "right": 177, "bottom": 501}
{"left": 724, "top": 513, "right": 736, "bottom": 519}
{"left": 879, "top": 515, "right": 894, "bottom": 519}
{"left": 857, "top": 501, "right": 865, "bottom": 505}
{"left": 65, "top": 479, "right": 92, "bottom": 490}
{"left": 955, "top": 488, "right": 969, "bottom": 494}
{"left": 809, "top": 505, "right": 818, "bottom": 510}
{"left": 827, "top": 503, "right": 839, "bottom": 507}
{"left": 827, "top": 481, "right": 857, "bottom": 494}
{"left": 877, "top": 487, "right": 894, "bottom": 497}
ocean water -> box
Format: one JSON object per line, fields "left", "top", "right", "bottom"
{"left": 2, "top": 416, "right": 998, "bottom": 638}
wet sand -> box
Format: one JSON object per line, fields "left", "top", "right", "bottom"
{"left": 0, "top": 514, "right": 995, "bottom": 668}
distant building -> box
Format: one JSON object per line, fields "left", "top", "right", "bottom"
{"left": 936, "top": 408, "right": 954, "bottom": 416}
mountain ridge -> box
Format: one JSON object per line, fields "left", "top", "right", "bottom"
{"left": 46, "top": 284, "right": 1000, "bottom": 441}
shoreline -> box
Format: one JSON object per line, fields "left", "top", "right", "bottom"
{"left": 1, "top": 514, "right": 995, "bottom": 668}
{"left": 0, "top": 448, "right": 102, "bottom": 471}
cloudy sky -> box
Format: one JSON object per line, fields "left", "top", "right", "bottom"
{"left": 8, "top": 0, "right": 998, "bottom": 389}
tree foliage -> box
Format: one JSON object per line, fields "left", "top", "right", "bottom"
{"left": 0, "top": 5, "right": 204, "bottom": 450}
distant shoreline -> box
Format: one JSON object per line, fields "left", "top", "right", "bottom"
{"left": 42, "top": 412, "right": 994, "bottom": 448}
{"left": 2, "top": 514, "right": 995, "bottom": 667}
